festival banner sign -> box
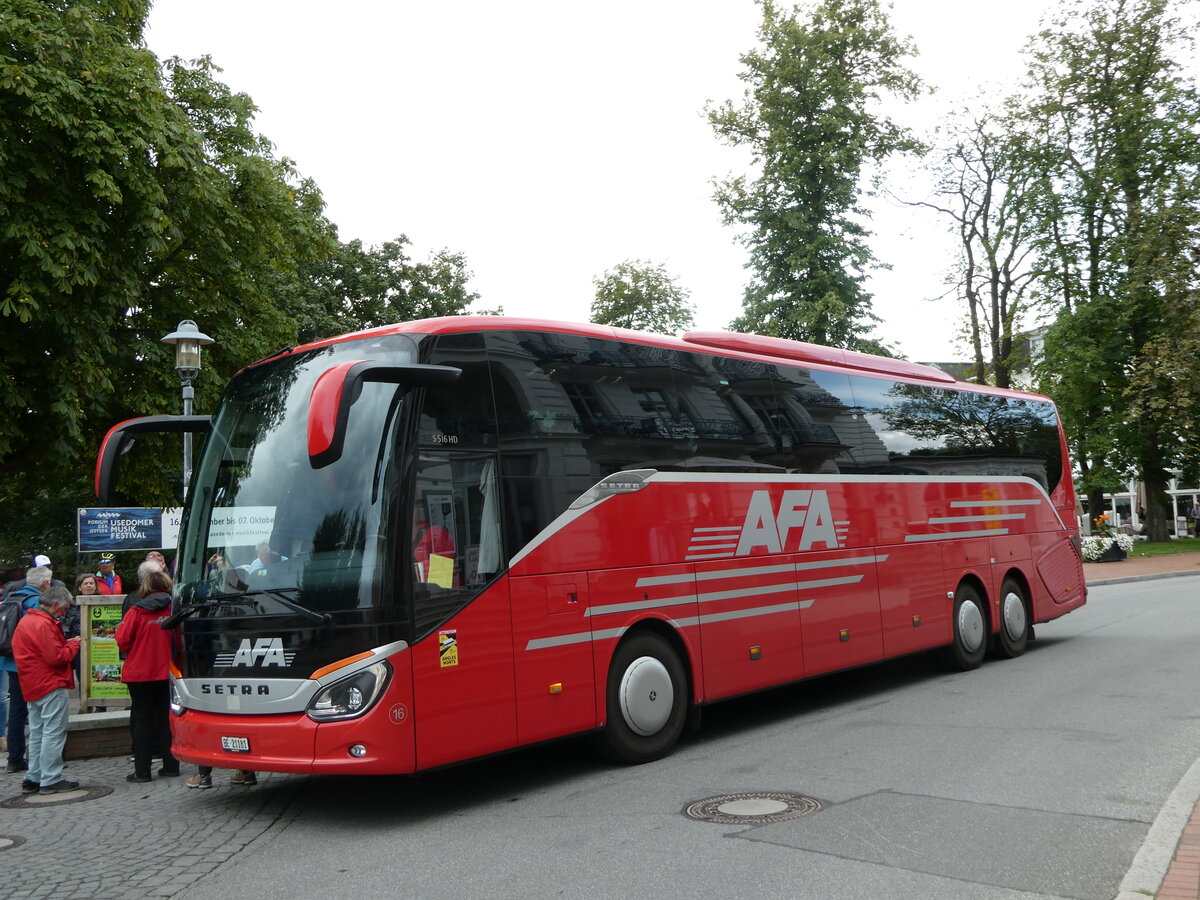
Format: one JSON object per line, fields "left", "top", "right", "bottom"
{"left": 78, "top": 508, "right": 164, "bottom": 552}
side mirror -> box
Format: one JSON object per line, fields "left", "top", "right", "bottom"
{"left": 307, "top": 361, "right": 461, "bottom": 468}
{"left": 96, "top": 415, "right": 213, "bottom": 504}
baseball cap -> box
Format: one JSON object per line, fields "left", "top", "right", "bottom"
{"left": 99, "top": 552, "right": 116, "bottom": 563}
{"left": 33, "top": 554, "right": 52, "bottom": 567}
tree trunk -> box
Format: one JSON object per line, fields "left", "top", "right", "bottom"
{"left": 1141, "top": 467, "right": 1172, "bottom": 543}
{"left": 1087, "top": 488, "right": 1106, "bottom": 535}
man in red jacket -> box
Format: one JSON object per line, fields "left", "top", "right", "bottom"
{"left": 95, "top": 552, "right": 123, "bottom": 595}
{"left": 11, "top": 585, "right": 80, "bottom": 794}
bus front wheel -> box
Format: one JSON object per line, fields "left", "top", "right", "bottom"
{"left": 598, "top": 632, "right": 687, "bottom": 764}
{"left": 947, "top": 583, "right": 988, "bottom": 671}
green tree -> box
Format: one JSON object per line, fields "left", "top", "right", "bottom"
{"left": 1019, "top": 0, "right": 1200, "bottom": 539}
{"left": 707, "top": 0, "right": 923, "bottom": 352}
{"left": 279, "top": 237, "right": 482, "bottom": 344}
{"left": 590, "top": 260, "right": 694, "bottom": 334}
{"left": 0, "top": 0, "right": 336, "bottom": 513}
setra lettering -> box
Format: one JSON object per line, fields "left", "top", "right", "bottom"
{"left": 199, "top": 684, "right": 271, "bottom": 696}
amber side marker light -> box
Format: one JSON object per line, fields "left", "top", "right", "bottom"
{"left": 310, "top": 651, "right": 374, "bottom": 680}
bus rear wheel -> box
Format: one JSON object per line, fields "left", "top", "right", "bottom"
{"left": 947, "top": 583, "right": 987, "bottom": 671}
{"left": 993, "top": 577, "right": 1029, "bottom": 659}
{"left": 598, "top": 632, "right": 687, "bottom": 764}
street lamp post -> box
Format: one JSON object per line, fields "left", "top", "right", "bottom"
{"left": 161, "top": 320, "right": 215, "bottom": 501}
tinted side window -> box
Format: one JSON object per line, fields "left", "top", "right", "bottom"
{"left": 768, "top": 365, "right": 864, "bottom": 473}
{"left": 847, "top": 375, "right": 1062, "bottom": 490}
{"left": 418, "top": 334, "right": 497, "bottom": 449}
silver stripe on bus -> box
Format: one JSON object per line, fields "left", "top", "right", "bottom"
{"left": 668, "top": 600, "right": 809, "bottom": 629}
{"left": 905, "top": 528, "right": 1011, "bottom": 542}
{"left": 949, "top": 498, "right": 1044, "bottom": 507}
{"left": 692, "top": 526, "right": 741, "bottom": 533}
{"left": 586, "top": 574, "right": 864, "bottom": 618}
{"left": 927, "top": 514, "right": 1027, "bottom": 524}
{"left": 526, "top": 626, "right": 627, "bottom": 651}
{"left": 689, "top": 536, "right": 740, "bottom": 544}
{"left": 636, "top": 554, "right": 888, "bottom": 587}
{"left": 526, "top": 601, "right": 815, "bottom": 651}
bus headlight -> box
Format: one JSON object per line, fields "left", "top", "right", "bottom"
{"left": 306, "top": 661, "right": 391, "bottom": 722}
{"left": 169, "top": 679, "right": 185, "bottom": 716}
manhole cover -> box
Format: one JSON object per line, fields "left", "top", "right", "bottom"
{"left": 0, "top": 836, "right": 26, "bottom": 850}
{"left": 684, "top": 791, "right": 821, "bottom": 825}
{"left": 0, "top": 785, "right": 113, "bottom": 809}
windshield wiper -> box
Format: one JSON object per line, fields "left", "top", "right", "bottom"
{"left": 161, "top": 598, "right": 254, "bottom": 629}
{"left": 239, "top": 589, "right": 332, "bottom": 625}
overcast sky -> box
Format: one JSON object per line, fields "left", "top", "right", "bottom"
{"left": 145, "top": 0, "right": 1065, "bottom": 361}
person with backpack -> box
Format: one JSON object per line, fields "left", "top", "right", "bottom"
{"left": 1, "top": 565, "right": 52, "bottom": 774}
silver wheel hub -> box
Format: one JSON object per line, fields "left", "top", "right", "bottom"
{"left": 1002, "top": 591, "right": 1026, "bottom": 641}
{"left": 619, "top": 655, "right": 673, "bottom": 736}
{"left": 958, "top": 599, "right": 984, "bottom": 653}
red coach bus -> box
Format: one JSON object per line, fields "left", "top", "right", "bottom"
{"left": 96, "top": 317, "right": 1085, "bottom": 773}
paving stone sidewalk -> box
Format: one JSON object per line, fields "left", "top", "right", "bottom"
{"left": 0, "top": 757, "right": 301, "bottom": 899}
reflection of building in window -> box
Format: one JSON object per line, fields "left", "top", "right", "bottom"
{"left": 563, "top": 382, "right": 605, "bottom": 421}
{"left": 630, "top": 387, "right": 698, "bottom": 439}
{"left": 743, "top": 395, "right": 839, "bottom": 446}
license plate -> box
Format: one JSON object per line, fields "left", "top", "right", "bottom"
{"left": 221, "top": 736, "right": 250, "bottom": 752}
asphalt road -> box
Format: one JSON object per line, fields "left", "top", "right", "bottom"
{"left": 162, "top": 576, "right": 1200, "bottom": 900}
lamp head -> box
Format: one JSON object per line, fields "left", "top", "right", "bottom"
{"left": 161, "top": 319, "right": 215, "bottom": 383}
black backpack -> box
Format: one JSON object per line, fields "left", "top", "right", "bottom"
{"left": 0, "top": 597, "right": 22, "bottom": 656}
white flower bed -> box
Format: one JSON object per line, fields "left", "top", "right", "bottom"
{"left": 1080, "top": 532, "right": 1135, "bottom": 561}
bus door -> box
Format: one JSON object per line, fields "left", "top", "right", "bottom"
{"left": 408, "top": 450, "right": 517, "bottom": 769}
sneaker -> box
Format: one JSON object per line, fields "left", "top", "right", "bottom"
{"left": 125, "top": 773, "right": 152, "bottom": 783}
{"left": 230, "top": 771, "right": 257, "bottom": 786}
{"left": 6, "top": 761, "right": 27, "bottom": 774}
{"left": 39, "top": 780, "right": 79, "bottom": 794}
{"left": 185, "top": 774, "right": 212, "bottom": 790}
{"left": 158, "top": 768, "right": 181, "bottom": 778}
{"left": 20, "top": 780, "right": 39, "bottom": 794}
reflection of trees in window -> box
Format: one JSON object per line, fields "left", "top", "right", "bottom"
{"left": 875, "top": 384, "right": 1061, "bottom": 486}
{"left": 881, "top": 386, "right": 1015, "bottom": 454}
{"left": 217, "top": 347, "right": 316, "bottom": 486}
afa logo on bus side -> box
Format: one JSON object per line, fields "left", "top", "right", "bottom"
{"left": 737, "top": 489, "right": 841, "bottom": 555}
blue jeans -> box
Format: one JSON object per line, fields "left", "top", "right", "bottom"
{"left": 0, "top": 668, "right": 7, "bottom": 740}
{"left": 27, "top": 687, "right": 70, "bottom": 788}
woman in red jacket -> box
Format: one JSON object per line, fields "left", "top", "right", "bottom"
{"left": 115, "top": 568, "right": 180, "bottom": 782}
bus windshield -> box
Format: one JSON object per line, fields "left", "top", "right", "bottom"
{"left": 175, "top": 333, "right": 421, "bottom": 615}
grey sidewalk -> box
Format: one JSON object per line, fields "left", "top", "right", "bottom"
{"left": 0, "top": 758, "right": 301, "bottom": 899}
